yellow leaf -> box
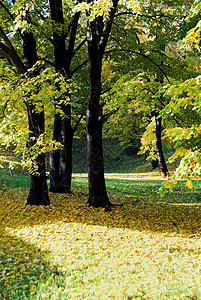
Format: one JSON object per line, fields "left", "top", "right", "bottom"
{"left": 186, "top": 180, "right": 193, "bottom": 189}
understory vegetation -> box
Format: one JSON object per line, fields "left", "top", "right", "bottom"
{"left": 72, "top": 139, "right": 178, "bottom": 174}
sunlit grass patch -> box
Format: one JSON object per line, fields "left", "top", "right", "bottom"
{"left": 73, "top": 172, "right": 163, "bottom": 180}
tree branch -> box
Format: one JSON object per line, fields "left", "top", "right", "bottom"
{"left": 99, "top": 0, "right": 119, "bottom": 55}
{"left": 67, "top": 12, "right": 80, "bottom": 60}
{"left": 37, "top": 58, "right": 56, "bottom": 68}
{"left": 73, "top": 37, "right": 87, "bottom": 56}
{"left": 72, "top": 113, "right": 85, "bottom": 134}
{"left": 0, "top": 99, "right": 10, "bottom": 119}
{"left": 0, "top": 40, "right": 25, "bottom": 73}
{"left": 71, "top": 59, "right": 88, "bottom": 76}
{"left": 115, "top": 11, "right": 175, "bottom": 22}
{"left": 0, "top": 1, "right": 14, "bottom": 20}
{"left": 105, "top": 48, "right": 171, "bottom": 83}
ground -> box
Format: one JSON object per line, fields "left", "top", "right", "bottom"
{"left": 0, "top": 172, "right": 201, "bottom": 299}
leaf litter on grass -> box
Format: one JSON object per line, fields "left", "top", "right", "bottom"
{"left": 0, "top": 185, "right": 201, "bottom": 300}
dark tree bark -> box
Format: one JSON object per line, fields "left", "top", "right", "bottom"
{"left": 50, "top": 106, "right": 73, "bottom": 193}
{"left": 49, "top": 113, "right": 61, "bottom": 192}
{"left": 22, "top": 21, "right": 49, "bottom": 205}
{"left": 49, "top": 0, "right": 79, "bottom": 193}
{"left": 86, "top": 45, "right": 111, "bottom": 207}
{"left": 26, "top": 105, "right": 49, "bottom": 205}
{"left": 155, "top": 111, "right": 169, "bottom": 178}
{"left": 152, "top": 157, "right": 159, "bottom": 169}
{"left": 86, "top": 1, "right": 118, "bottom": 208}
{"left": 60, "top": 104, "right": 73, "bottom": 193}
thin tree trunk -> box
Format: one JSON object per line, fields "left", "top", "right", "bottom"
{"left": 60, "top": 104, "right": 73, "bottom": 193}
{"left": 49, "top": 113, "right": 61, "bottom": 192}
{"left": 155, "top": 112, "right": 169, "bottom": 177}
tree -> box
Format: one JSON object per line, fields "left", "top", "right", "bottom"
{"left": 159, "top": 74, "right": 201, "bottom": 195}
{"left": 103, "top": 71, "right": 170, "bottom": 176}
{"left": 0, "top": 2, "right": 50, "bottom": 205}
{"left": 22, "top": 13, "right": 50, "bottom": 205}
{"left": 85, "top": 0, "right": 120, "bottom": 208}
{"left": 155, "top": 0, "right": 201, "bottom": 194}
{"left": 101, "top": 0, "right": 194, "bottom": 177}
{"left": 42, "top": 0, "right": 87, "bottom": 193}
{"left": 0, "top": 0, "right": 88, "bottom": 200}
{"left": 49, "top": 0, "right": 79, "bottom": 193}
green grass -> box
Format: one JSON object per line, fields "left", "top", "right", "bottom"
{"left": 0, "top": 169, "right": 29, "bottom": 189}
{"left": 0, "top": 138, "right": 177, "bottom": 189}
{"left": 72, "top": 174, "right": 201, "bottom": 204}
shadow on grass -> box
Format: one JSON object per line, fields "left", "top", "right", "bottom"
{"left": 0, "top": 233, "right": 70, "bottom": 299}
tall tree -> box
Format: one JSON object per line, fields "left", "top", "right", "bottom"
{"left": 49, "top": 0, "right": 73, "bottom": 193}
{"left": 101, "top": 0, "right": 194, "bottom": 177}
{"left": 0, "top": 0, "right": 88, "bottom": 197}
{"left": 0, "top": 2, "right": 49, "bottom": 205}
{"left": 86, "top": 0, "right": 119, "bottom": 208}
{"left": 49, "top": 0, "right": 86, "bottom": 193}
{"left": 23, "top": 15, "right": 49, "bottom": 205}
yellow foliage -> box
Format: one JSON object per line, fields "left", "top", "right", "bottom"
{"left": 184, "top": 20, "right": 201, "bottom": 49}
{"left": 0, "top": 184, "right": 201, "bottom": 299}
{"left": 186, "top": 180, "right": 193, "bottom": 189}
{"left": 139, "top": 118, "right": 156, "bottom": 159}
{"left": 119, "top": 0, "right": 141, "bottom": 13}
{"left": 74, "top": 0, "right": 113, "bottom": 19}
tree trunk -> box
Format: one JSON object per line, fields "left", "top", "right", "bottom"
{"left": 152, "top": 156, "right": 159, "bottom": 169}
{"left": 86, "top": 86, "right": 111, "bottom": 207}
{"left": 22, "top": 27, "right": 49, "bottom": 205}
{"left": 155, "top": 112, "right": 169, "bottom": 177}
{"left": 49, "top": 113, "right": 61, "bottom": 192}
{"left": 49, "top": 0, "right": 74, "bottom": 193}
{"left": 86, "top": 92, "right": 111, "bottom": 207}
{"left": 50, "top": 106, "right": 73, "bottom": 193}
{"left": 86, "top": 18, "right": 112, "bottom": 208}
{"left": 86, "top": 0, "right": 119, "bottom": 208}
{"left": 27, "top": 153, "right": 49, "bottom": 205}
{"left": 26, "top": 104, "right": 50, "bottom": 205}
{"left": 60, "top": 104, "right": 73, "bottom": 193}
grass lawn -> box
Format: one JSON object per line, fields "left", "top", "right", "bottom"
{"left": 0, "top": 169, "right": 201, "bottom": 299}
